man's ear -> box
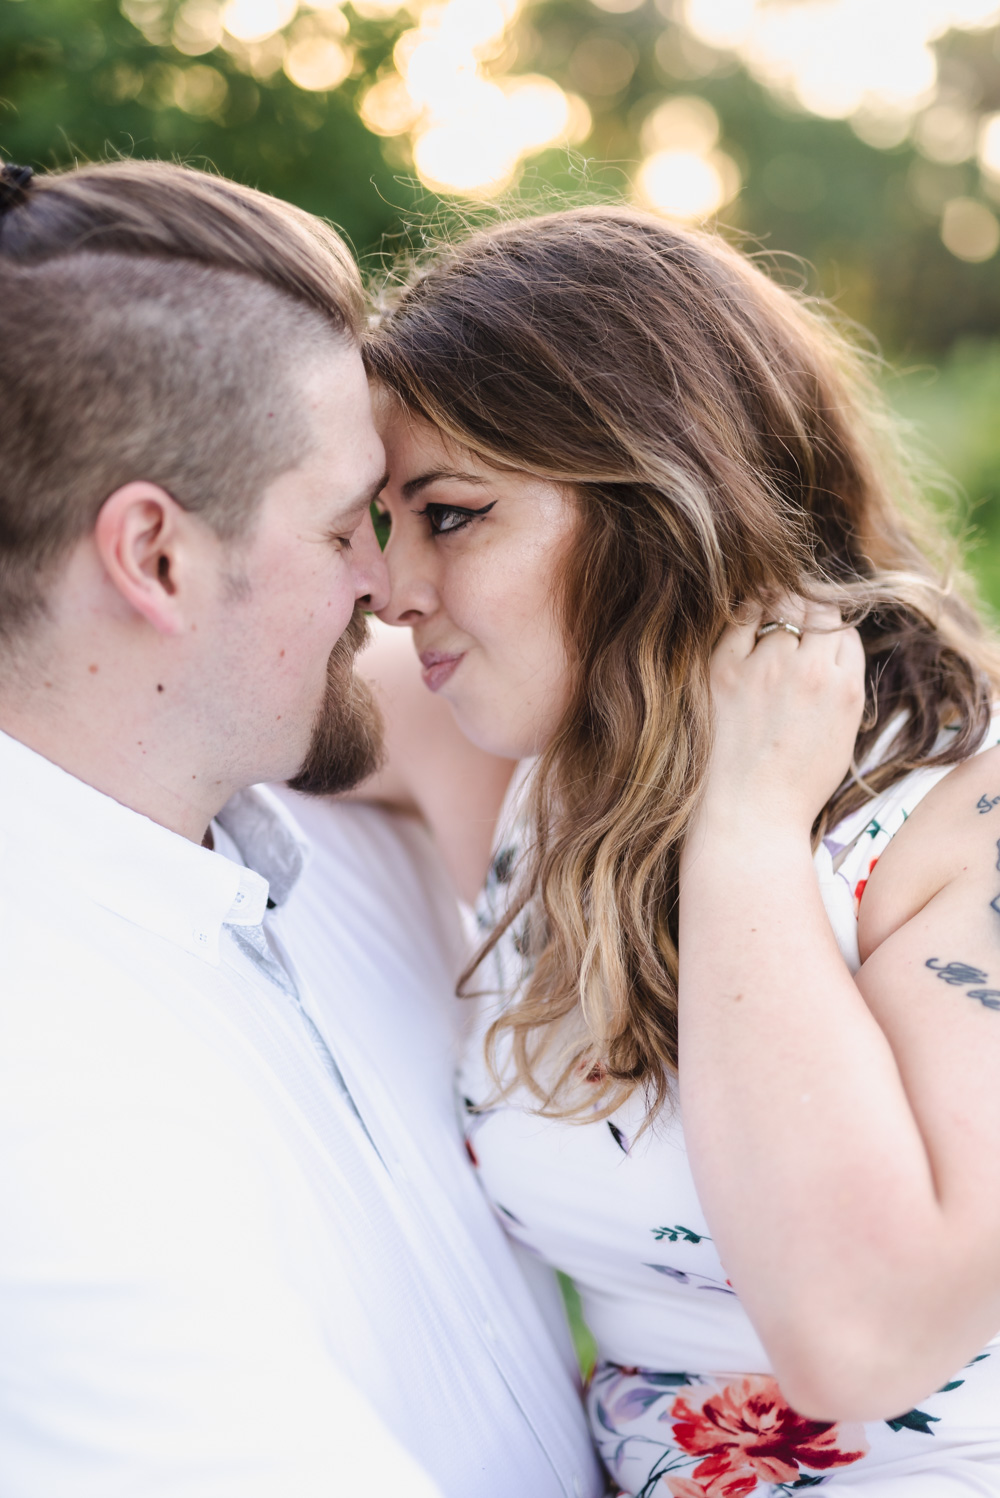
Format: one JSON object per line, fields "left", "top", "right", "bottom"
{"left": 93, "top": 483, "right": 201, "bottom": 637}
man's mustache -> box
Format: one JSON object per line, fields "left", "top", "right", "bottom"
{"left": 329, "top": 606, "right": 372, "bottom": 670}
{"left": 286, "top": 605, "right": 384, "bottom": 798}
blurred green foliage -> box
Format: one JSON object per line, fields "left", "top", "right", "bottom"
{"left": 889, "top": 340, "right": 1000, "bottom": 611}
{"left": 557, "top": 1270, "right": 597, "bottom": 1382}
{"left": 2, "top": 0, "right": 1000, "bottom": 600}
{"left": 0, "top": 0, "right": 413, "bottom": 250}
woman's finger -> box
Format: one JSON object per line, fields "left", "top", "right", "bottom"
{"left": 715, "top": 609, "right": 763, "bottom": 664}
{"left": 773, "top": 599, "right": 853, "bottom": 664}
{"left": 752, "top": 593, "right": 807, "bottom": 651}
{"left": 833, "top": 622, "right": 867, "bottom": 675}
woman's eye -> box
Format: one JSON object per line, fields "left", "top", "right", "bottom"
{"left": 430, "top": 507, "right": 471, "bottom": 535}
{"left": 418, "top": 501, "right": 496, "bottom": 536}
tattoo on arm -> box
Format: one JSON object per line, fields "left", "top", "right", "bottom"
{"left": 926, "top": 959, "right": 987, "bottom": 985}
{"left": 977, "top": 794, "right": 1000, "bottom": 813}
{"left": 989, "top": 839, "right": 1000, "bottom": 925}
{"left": 926, "top": 958, "right": 1000, "bottom": 1011}
{"left": 922, "top": 836, "right": 1000, "bottom": 1011}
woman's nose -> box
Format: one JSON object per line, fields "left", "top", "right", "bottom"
{"left": 376, "top": 529, "right": 439, "bottom": 628}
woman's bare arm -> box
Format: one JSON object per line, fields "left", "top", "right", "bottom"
{"left": 678, "top": 603, "right": 1000, "bottom": 1422}
{"left": 350, "top": 620, "right": 516, "bottom": 902}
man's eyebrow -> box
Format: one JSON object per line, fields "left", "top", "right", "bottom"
{"left": 364, "top": 470, "right": 391, "bottom": 507}
{"left": 401, "top": 469, "right": 490, "bottom": 501}
{"left": 338, "top": 470, "right": 390, "bottom": 519}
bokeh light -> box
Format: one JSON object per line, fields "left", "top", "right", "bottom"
{"left": 683, "top": 0, "right": 1000, "bottom": 130}
{"left": 368, "top": 0, "right": 591, "bottom": 193}
{"left": 172, "top": 61, "right": 229, "bottom": 113}
{"left": 634, "top": 94, "right": 739, "bottom": 220}
{"left": 361, "top": 73, "right": 422, "bottom": 135}
{"left": 941, "top": 196, "right": 1000, "bottom": 260}
{"left": 222, "top": 0, "right": 296, "bottom": 44}
{"left": 116, "top": 0, "right": 1000, "bottom": 226}
{"left": 10, "top": 0, "right": 994, "bottom": 607}
{"left": 639, "top": 95, "right": 719, "bottom": 157}
{"left": 172, "top": 0, "right": 225, "bottom": 55}
{"left": 283, "top": 35, "right": 352, "bottom": 90}
{"left": 915, "top": 104, "right": 978, "bottom": 164}
{"left": 980, "top": 113, "right": 1000, "bottom": 181}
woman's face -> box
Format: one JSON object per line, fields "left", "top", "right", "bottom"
{"left": 375, "top": 405, "right": 580, "bottom": 760}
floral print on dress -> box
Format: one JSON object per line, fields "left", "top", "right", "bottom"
{"left": 645, "top": 1228, "right": 735, "bottom": 1295}
{"left": 851, "top": 854, "right": 878, "bottom": 914}
{"left": 666, "top": 1377, "right": 868, "bottom": 1494}
{"left": 588, "top": 1355, "right": 996, "bottom": 1496}
{"left": 590, "top": 1366, "right": 868, "bottom": 1496}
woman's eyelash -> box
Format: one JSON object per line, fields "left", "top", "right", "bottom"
{"left": 415, "top": 500, "right": 496, "bottom": 535}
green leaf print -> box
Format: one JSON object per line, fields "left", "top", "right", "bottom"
{"left": 651, "top": 1225, "right": 706, "bottom": 1244}
{"left": 885, "top": 1407, "right": 941, "bottom": 1435}
{"left": 884, "top": 1352, "right": 989, "bottom": 1434}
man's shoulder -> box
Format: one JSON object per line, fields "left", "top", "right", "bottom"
{"left": 0, "top": 869, "right": 259, "bottom": 1133}
{"left": 1, "top": 863, "right": 161, "bottom": 1014}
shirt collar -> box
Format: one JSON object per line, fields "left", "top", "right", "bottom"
{"left": 0, "top": 729, "right": 309, "bottom": 964}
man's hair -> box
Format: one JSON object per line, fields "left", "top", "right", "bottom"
{"left": 0, "top": 158, "right": 364, "bottom": 637}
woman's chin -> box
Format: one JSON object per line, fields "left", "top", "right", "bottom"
{"left": 447, "top": 700, "right": 548, "bottom": 762}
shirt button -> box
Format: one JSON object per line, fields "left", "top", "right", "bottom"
{"left": 481, "top": 1318, "right": 496, "bottom": 1343}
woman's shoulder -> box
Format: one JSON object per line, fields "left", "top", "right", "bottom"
{"left": 826, "top": 710, "right": 1000, "bottom": 860}
{"left": 856, "top": 718, "right": 1000, "bottom": 961}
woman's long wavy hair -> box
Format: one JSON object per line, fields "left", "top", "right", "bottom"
{"left": 366, "top": 206, "right": 1000, "bottom": 1121}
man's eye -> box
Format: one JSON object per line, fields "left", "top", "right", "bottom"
{"left": 417, "top": 501, "right": 496, "bottom": 536}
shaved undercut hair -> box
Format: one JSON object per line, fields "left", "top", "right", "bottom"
{"left": 0, "top": 158, "right": 363, "bottom": 637}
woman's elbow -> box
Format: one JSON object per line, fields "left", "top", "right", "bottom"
{"left": 769, "top": 1322, "right": 948, "bottom": 1426}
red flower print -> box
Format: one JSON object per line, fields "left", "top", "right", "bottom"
{"left": 665, "top": 1375, "right": 868, "bottom": 1493}
{"left": 667, "top": 1454, "right": 757, "bottom": 1497}
{"left": 854, "top": 856, "right": 879, "bottom": 910}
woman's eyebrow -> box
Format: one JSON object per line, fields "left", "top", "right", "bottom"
{"left": 401, "top": 469, "right": 490, "bottom": 500}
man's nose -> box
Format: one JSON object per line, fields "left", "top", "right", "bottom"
{"left": 350, "top": 510, "right": 390, "bottom": 613}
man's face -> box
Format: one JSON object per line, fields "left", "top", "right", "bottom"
{"left": 204, "top": 343, "right": 388, "bottom": 794}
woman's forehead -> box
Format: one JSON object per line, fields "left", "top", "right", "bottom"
{"left": 375, "top": 402, "right": 489, "bottom": 477}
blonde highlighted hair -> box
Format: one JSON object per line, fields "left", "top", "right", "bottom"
{"left": 367, "top": 206, "right": 1000, "bottom": 1119}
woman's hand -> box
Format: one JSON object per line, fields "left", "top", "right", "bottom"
{"left": 697, "top": 599, "right": 867, "bottom": 839}
{"left": 679, "top": 599, "right": 1000, "bottom": 1422}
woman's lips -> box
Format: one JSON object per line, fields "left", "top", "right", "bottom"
{"left": 419, "top": 650, "right": 465, "bottom": 692}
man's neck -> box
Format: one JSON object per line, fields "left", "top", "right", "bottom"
{"left": 0, "top": 695, "right": 228, "bottom": 844}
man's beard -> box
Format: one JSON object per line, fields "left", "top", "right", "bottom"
{"left": 286, "top": 608, "right": 385, "bottom": 797}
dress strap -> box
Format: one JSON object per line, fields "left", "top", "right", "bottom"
{"left": 824, "top": 709, "right": 1000, "bottom": 925}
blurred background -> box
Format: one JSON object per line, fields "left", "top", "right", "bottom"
{"left": 3, "top": 0, "right": 1000, "bottom": 602}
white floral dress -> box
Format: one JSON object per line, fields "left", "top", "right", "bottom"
{"left": 458, "top": 720, "right": 1000, "bottom": 1497}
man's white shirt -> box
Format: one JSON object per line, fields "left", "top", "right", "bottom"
{"left": 0, "top": 728, "right": 602, "bottom": 1498}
